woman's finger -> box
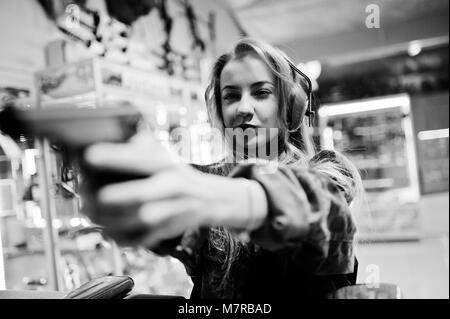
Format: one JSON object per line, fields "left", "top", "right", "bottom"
{"left": 97, "top": 169, "right": 187, "bottom": 206}
{"left": 101, "top": 198, "right": 202, "bottom": 248}
{"left": 296, "top": 171, "right": 330, "bottom": 213}
{"left": 137, "top": 198, "right": 204, "bottom": 248}
{"left": 83, "top": 134, "right": 175, "bottom": 175}
{"left": 91, "top": 206, "right": 143, "bottom": 231}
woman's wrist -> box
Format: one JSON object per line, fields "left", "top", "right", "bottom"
{"left": 240, "top": 179, "right": 268, "bottom": 232}
{"left": 199, "top": 173, "right": 268, "bottom": 232}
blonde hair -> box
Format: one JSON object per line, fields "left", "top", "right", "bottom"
{"left": 202, "top": 38, "right": 365, "bottom": 297}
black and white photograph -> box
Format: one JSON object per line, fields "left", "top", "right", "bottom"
{"left": 0, "top": 0, "right": 448, "bottom": 311}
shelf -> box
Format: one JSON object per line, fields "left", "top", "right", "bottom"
{"left": 357, "top": 232, "right": 422, "bottom": 243}
{"left": 4, "top": 246, "right": 100, "bottom": 259}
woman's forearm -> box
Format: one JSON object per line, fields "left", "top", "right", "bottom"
{"left": 197, "top": 173, "right": 268, "bottom": 232}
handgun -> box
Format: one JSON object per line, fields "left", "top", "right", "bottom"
{"left": 0, "top": 102, "right": 148, "bottom": 186}
{"left": 0, "top": 103, "right": 178, "bottom": 243}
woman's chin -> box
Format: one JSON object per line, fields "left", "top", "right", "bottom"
{"left": 233, "top": 138, "right": 278, "bottom": 159}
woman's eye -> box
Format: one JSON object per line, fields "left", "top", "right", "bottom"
{"left": 255, "top": 90, "right": 271, "bottom": 98}
{"left": 223, "top": 93, "right": 240, "bottom": 101}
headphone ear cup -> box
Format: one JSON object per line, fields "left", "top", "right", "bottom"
{"left": 287, "top": 85, "right": 307, "bottom": 131}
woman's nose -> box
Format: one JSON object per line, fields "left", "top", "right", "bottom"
{"left": 236, "top": 94, "right": 254, "bottom": 122}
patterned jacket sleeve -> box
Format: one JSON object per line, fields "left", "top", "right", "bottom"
{"left": 229, "top": 150, "right": 358, "bottom": 275}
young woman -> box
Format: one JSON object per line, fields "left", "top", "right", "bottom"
{"left": 83, "top": 38, "right": 364, "bottom": 299}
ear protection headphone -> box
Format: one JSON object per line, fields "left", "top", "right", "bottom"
{"left": 286, "top": 60, "right": 315, "bottom": 129}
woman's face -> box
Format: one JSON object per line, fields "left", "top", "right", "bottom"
{"left": 220, "top": 54, "right": 279, "bottom": 156}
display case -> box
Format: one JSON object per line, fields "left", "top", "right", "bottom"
{"left": 318, "top": 94, "right": 421, "bottom": 242}
{"left": 417, "top": 128, "right": 449, "bottom": 194}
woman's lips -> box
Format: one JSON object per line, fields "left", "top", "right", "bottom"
{"left": 234, "top": 124, "right": 258, "bottom": 130}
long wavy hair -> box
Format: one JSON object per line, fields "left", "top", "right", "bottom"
{"left": 202, "top": 38, "right": 364, "bottom": 298}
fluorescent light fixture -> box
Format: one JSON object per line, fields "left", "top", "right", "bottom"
{"left": 81, "top": 218, "right": 90, "bottom": 227}
{"left": 319, "top": 95, "right": 410, "bottom": 117}
{"left": 322, "top": 127, "right": 334, "bottom": 150}
{"left": 408, "top": 41, "right": 422, "bottom": 57}
{"left": 418, "top": 128, "right": 449, "bottom": 141}
{"left": 24, "top": 149, "right": 37, "bottom": 176}
{"left": 297, "top": 60, "right": 322, "bottom": 80}
{"left": 70, "top": 217, "right": 82, "bottom": 227}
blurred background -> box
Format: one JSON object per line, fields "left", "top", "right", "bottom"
{"left": 0, "top": 0, "right": 448, "bottom": 299}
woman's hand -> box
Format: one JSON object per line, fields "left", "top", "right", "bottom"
{"left": 81, "top": 133, "right": 263, "bottom": 248}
